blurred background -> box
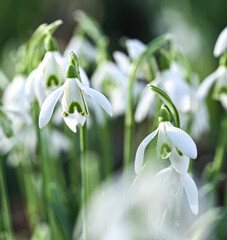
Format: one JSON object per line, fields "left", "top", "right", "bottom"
{"left": 0, "top": 0, "right": 226, "bottom": 78}
{"left": 0, "top": 0, "right": 226, "bottom": 237}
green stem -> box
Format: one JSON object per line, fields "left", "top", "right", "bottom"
{"left": 210, "top": 111, "right": 227, "bottom": 179}
{"left": 100, "top": 119, "right": 112, "bottom": 178}
{"left": 0, "top": 158, "right": 13, "bottom": 239}
{"left": 80, "top": 123, "right": 88, "bottom": 240}
{"left": 123, "top": 34, "right": 171, "bottom": 169}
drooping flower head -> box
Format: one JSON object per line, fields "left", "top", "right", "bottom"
{"left": 197, "top": 27, "right": 227, "bottom": 109}
{"left": 135, "top": 102, "right": 198, "bottom": 215}
{"left": 39, "top": 51, "right": 112, "bottom": 132}
{"left": 135, "top": 105, "right": 197, "bottom": 174}
{"left": 25, "top": 34, "right": 68, "bottom": 106}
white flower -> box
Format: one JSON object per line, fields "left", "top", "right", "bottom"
{"left": 91, "top": 48, "right": 144, "bottom": 118}
{"left": 135, "top": 64, "right": 192, "bottom": 122}
{"left": 197, "top": 65, "right": 227, "bottom": 109}
{"left": 91, "top": 61, "right": 128, "bottom": 117}
{"left": 25, "top": 51, "right": 68, "bottom": 106}
{"left": 39, "top": 67, "right": 112, "bottom": 132}
{"left": 135, "top": 121, "right": 197, "bottom": 174}
{"left": 156, "top": 151, "right": 199, "bottom": 215}
{"left": 64, "top": 35, "right": 96, "bottom": 64}
{"left": 125, "top": 39, "right": 146, "bottom": 60}
{"left": 214, "top": 27, "right": 227, "bottom": 57}
{"left": 3, "top": 75, "right": 31, "bottom": 129}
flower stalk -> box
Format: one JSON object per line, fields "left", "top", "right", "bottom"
{"left": 124, "top": 34, "right": 171, "bottom": 169}
{"left": 80, "top": 123, "right": 88, "bottom": 240}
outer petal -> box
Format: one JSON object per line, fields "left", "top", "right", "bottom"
{"left": 162, "top": 70, "right": 192, "bottom": 112}
{"left": 197, "top": 66, "right": 225, "bottom": 100}
{"left": 113, "top": 51, "right": 130, "bottom": 75}
{"left": 182, "top": 174, "right": 199, "bottom": 215}
{"left": 214, "top": 27, "right": 227, "bottom": 57}
{"left": 135, "top": 128, "right": 159, "bottom": 174}
{"left": 79, "top": 66, "right": 90, "bottom": 87}
{"left": 39, "top": 81, "right": 68, "bottom": 128}
{"left": 76, "top": 79, "right": 113, "bottom": 116}
{"left": 24, "top": 68, "right": 39, "bottom": 104}
{"left": 135, "top": 86, "right": 156, "bottom": 122}
{"left": 63, "top": 112, "right": 86, "bottom": 133}
{"left": 165, "top": 122, "right": 197, "bottom": 159}
{"left": 34, "top": 74, "right": 46, "bottom": 106}
{"left": 169, "top": 148, "right": 190, "bottom": 174}
{"left": 125, "top": 39, "right": 146, "bottom": 60}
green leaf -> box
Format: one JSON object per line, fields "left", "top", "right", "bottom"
{"left": 74, "top": 10, "right": 103, "bottom": 43}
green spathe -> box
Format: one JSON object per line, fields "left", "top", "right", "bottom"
{"left": 66, "top": 64, "right": 77, "bottom": 79}
{"left": 158, "top": 105, "right": 171, "bottom": 123}
{"left": 44, "top": 35, "right": 58, "bottom": 52}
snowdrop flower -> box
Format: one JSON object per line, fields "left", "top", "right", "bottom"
{"left": 0, "top": 75, "right": 36, "bottom": 156}
{"left": 91, "top": 61, "right": 128, "bottom": 117}
{"left": 214, "top": 27, "right": 227, "bottom": 57}
{"left": 181, "top": 74, "right": 209, "bottom": 140}
{"left": 91, "top": 40, "right": 145, "bottom": 117}
{"left": 64, "top": 35, "right": 96, "bottom": 66}
{"left": 156, "top": 149, "right": 198, "bottom": 215}
{"left": 3, "top": 75, "right": 31, "bottom": 129}
{"left": 39, "top": 52, "right": 112, "bottom": 132}
{"left": 135, "top": 106, "right": 197, "bottom": 174}
{"left": 25, "top": 34, "right": 68, "bottom": 106}
{"left": 197, "top": 28, "right": 227, "bottom": 109}
{"left": 135, "top": 62, "right": 192, "bottom": 122}
{"left": 125, "top": 39, "right": 146, "bottom": 60}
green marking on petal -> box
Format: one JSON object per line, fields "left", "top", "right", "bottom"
{"left": 160, "top": 143, "right": 172, "bottom": 159}
{"left": 176, "top": 147, "right": 183, "bottom": 156}
{"left": 62, "top": 111, "right": 69, "bottom": 117}
{"left": 68, "top": 101, "right": 85, "bottom": 115}
{"left": 217, "top": 87, "right": 227, "bottom": 95}
{"left": 47, "top": 75, "right": 59, "bottom": 87}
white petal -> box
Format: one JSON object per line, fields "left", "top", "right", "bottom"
{"left": 63, "top": 112, "right": 86, "bottom": 133}
{"left": 134, "top": 86, "right": 156, "bottom": 122}
{"left": 53, "top": 51, "right": 69, "bottom": 74}
{"left": 24, "top": 68, "right": 39, "bottom": 104}
{"left": 39, "top": 81, "right": 68, "bottom": 128}
{"left": 79, "top": 66, "right": 90, "bottom": 87}
{"left": 214, "top": 27, "right": 227, "bottom": 57}
{"left": 155, "top": 166, "right": 173, "bottom": 179}
{"left": 125, "top": 39, "right": 146, "bottom": 60}
{"left": 162, "top": 71, "right": 192, "bottom": 112}
{"left": 76, "top": 79, "right": 113, "bottom": 116}
{"left": 169, "top": 148, "right": 190, "bottom": 174}
{"left": 109, "top": 87, "right": 126, "bottom": 116}
{"left": 34, "top": 74, "right": 46, "bottom": 106}
{"left": 165, "top": 122, "right": 197, "bottom": 159}
{"left": 113, "top": 51, "right": 130, "bottom": 74}
{"left": 182, "top": 174, "right": 199, "bottom": 215}
{"left": 135, "top": 128, "right": 159, "bottom": 174}
{"left": 197, "top": 66, "right": 225, "bottom": 100}
{"left": 220, "top": 94, "right": 227, "bottom": 110}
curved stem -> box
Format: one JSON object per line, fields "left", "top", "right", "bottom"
{"left": 124, "top": 34, "right": 171, "bottom": 170}
{"left": 80, "top": 123, "right": 88, "bottom": 240}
